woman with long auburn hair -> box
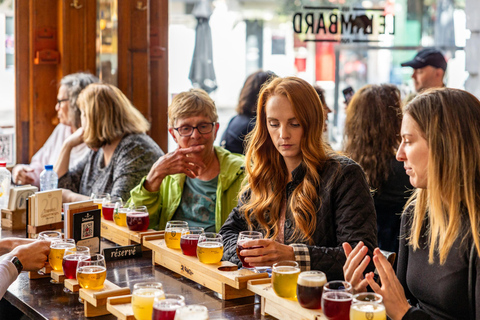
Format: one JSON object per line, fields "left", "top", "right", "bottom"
{"left": 344, "top": 84, "right": 413, "bottom": 253}
{"left": 343, "top": 88, "right": 480, "bottom": 319}
{"left": 220, "top": 77, "right": 377, "bottom": 279}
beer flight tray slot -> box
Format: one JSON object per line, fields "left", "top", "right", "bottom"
{"left": 80, "top": 279, "right": 131, "bottom": 317}
{"left": 143, "top": 234, "right": 269, "bottom": 300}
{"left": 247, "top": 279, "right": 326, "bottom": 320}
{"left": 106, "top": 294, "right": 135, "bottom": 320}
{"left": 101, "top": 219, "right": 163, "bottom": 250}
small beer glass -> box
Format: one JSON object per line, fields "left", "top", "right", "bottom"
{"left": 152, "top": 294, "right": 186, "bottom": 320}
{"left": 37, "top": 231, "right": 62, "bottom": 275}
{"left": 350, "top": 292, "right": 386, "bottom": 320}
{"left": 197, "top": 233, "right": 223, "bottom": 264}
{"left": 113, "top": 204, "right": 128, "bottom": 227}
{"left": 90, "top": 192, "right": 110, "bottom": 212}
{"left": 272, "top": 260, "right": 301, "bottom": 299}
{"left": 76, "top": 254, "right": 107, "bottom": 290}
{"left": 62, "top": 246, "right": 90, "bottom": 293}
{"left": 132, "top": 282, "right": 165, "bottom": 320}
{"left": 49, "top": 238, "right": 76, "bottom": 272}
{"left": 165, "top": 221, "right": 189, "bottom": 249}
{"left": 102, "top": 196, "right": 123, "bottom": 221}
{"left": 180, "top": 227, "right": 204, "bottom": 256}
{"left": 296, "top": 270, "right": 327, "bottom": 309}
{"left": 321, "top": 281, "right": 353, "bottom": 320}
{"left": 126, "top": 205, "right": 150, "bottom": 232}
{"left": 174, "top": 305, "right": 209, "bottom": 320}
{"left": 236, "top": 231, "right": 263, "bottom": 270}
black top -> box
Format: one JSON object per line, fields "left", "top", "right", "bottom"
{"left": 220, "top": 156, "right": 378, "bottom": 281}
{"left": 374, "top": 158, "right": 413, "bottom": 253}
{"left": 220, "top": 114, "right": 256, "bottom": 155}
{"left": 398, "top": 206, "right": 480, "bottom": 320}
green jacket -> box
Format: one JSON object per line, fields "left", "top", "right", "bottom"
{"left": 128, "top": 146, "right": 245, "bottom": 232}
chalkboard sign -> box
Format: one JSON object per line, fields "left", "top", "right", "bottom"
{"left": 103, "top": 244, "right": 143, "bottom": 261}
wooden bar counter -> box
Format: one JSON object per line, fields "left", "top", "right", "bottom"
{"left": 1, "top": 230, "right": 274, "bottom": 320}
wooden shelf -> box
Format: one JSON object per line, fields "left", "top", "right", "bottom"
{"left": 101, "top": 219, "right": 163, "bottom": 249}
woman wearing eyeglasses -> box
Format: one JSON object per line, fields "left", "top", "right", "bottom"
{"left": 55, "top": 83, "right": 164, "bottom": 202}
{"left": 128, "top": 88, "right": 246, "bottom": 232}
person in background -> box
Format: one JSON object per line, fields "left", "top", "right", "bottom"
{"left": 220, "top": 70, "right": 276, "bottom": 154}
{"left": 12, "top": 73, "right": 99, "bottom": 187}
{"left": 55, "top": 83, "right": 163, "bottom": 202}
{"left": 343, "top": 84, "right": 413, "bottom": 254}
{"left": 129, "top": 88, "right": 245, "bottom": 232}
{"left": 220, "top": 77, "right": 377, "bottom": 280}
{"left": 313, "top": 84, "right": 332, "bottom": 134}
{"left": 401, "top": 48, "right": 447, "bottom": 93}
{"left": 0, "top": 238, "right": 50, "bottom": 298}
{"left": 343, "top": 88, "right": 480, "bottom": 319}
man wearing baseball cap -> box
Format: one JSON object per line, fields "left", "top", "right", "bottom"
{"left": 401, "top": 48, "right": 447, "bottom": 93}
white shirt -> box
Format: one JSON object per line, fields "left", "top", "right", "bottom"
{"left": 0, "top": 259, "right": 18, "bottom": 299}
{"left": 27, "top": 124, "right": 90, "bottom": 187}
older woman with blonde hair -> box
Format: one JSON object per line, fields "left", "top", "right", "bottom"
{"left": 220, "top": 77, "right": 377, "bottom": 279}
{"left": 56, "top": 83, "right": 163, "bottom": 202}
{"left": 343, "top": 88, "right": 480, "bottom": 319}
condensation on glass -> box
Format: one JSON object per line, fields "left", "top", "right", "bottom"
{"left": 97, "top": 0, "right": 118, "bottom": 86}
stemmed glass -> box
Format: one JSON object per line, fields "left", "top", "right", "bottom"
{"left": 174, "top": 305, "right": 209, "bottom": 320}
{"left": 165, "top": 221, "right": 188, "bottom": 249}
{"left": 37, "top": 231, "right": 62, "bottom": 275}
{"left": 152, "top": 294, "right": 185, "bottom": 320}
{"left": 49, "top": 238, "right": 75, "bottom": 283}
{"left": 132, "top": 282, "right": 165, "bottom": 320}
{"left": 126, "top": 205, "right": 150, "bottom": 232}
{"left": 321, "top": 281, "right": 353, "bottom": 320}
{"left": 236, "top": 231, "right": 263, "bottom": 271}
{"left": 197, "top": 232, "right": 223, "bottom": 264}
{"left": 102, "top": 196, "right": 123, "bottom": 221}
{"left": 62, "top": 246, "right": 90, "bottom": 294}
{"left": 350, "top": 292, "right": 386, "bottom": 320}
{"left": 180, "top": 227, "right": 204, "bottom": 256}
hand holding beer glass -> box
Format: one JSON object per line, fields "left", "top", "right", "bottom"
{"left": 236, "top": 231, "right": 263, "bottom": 270}
{"left": 197, "top": 233, "right": 223, "bottom": 264}
{"left": 272, "top": 260, "right": 301, "bottom": 299}
{"left": 37, "top": 231, "right": 62, "bottom": 275}
{"left": 76, "top": 254, "right": 107, "bottom": 290}
{"left": 165, "top": 221, "right": 189, "bottom": 249}
{"left": 132, "top": 282, "right": 165, "bottom": 320}
{"left": 321, "top": 281, "right": 353, "bottom": 320}
{"left": 49, "top": 239, "right": 76, "bottom": 283}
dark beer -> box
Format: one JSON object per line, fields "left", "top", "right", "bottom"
{"left": 236, "top": 243, "right": 262, "bottom": 269}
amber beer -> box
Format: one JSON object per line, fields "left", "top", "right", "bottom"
{"left": 165, "top": 221, "right": 188, "bottom": 249}
{"left": 77, "top": 266, "right": 107, "bottom": 290}
{"left": 49, "top": 240, "right": 75, "bottom": 271}
{"left": 272, "top": 261, "right": 300, "bottom": 299}
{"left": 197, "top": 233, "right": 223, "bottom": 264}
{"left": 296, "top": 270, "right": 327, "bottom": 309}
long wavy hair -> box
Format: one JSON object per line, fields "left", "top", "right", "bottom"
{"left": 343, "top": 84, "right": 402, "bottom": 191}
{"left": 241, "top": 77, "right": 331, "bottom": 244}
{"left": 405, "top": 88, "right": 480, "bottom": 264}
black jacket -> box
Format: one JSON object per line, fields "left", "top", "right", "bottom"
{"left": 219, "top": 156, "right": 377, "bottom": 280}
{"left": 220, "top": 114, "right": 255, "bottom": 155}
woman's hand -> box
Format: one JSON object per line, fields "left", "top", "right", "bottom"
{"left": 65, "top": 127, "right": 85, "bottom": 148}
{"left": 239, "top": 239, "right": 295, "bottom": 267}
{"left": 365, "top": 248, "right": 411, "bottom": 320}
{"left": 12, "top": 165, "right": 35, "bottom": 185}
{"left": 144, "top": 145, "right": 206, "bottom": 192}
{"left": 342, "top": 241, "right": 370, "bottom": 293}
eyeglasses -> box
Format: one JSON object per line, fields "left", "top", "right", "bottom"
{"left": 174, "top": 122, "right": 215, "bottom": 137}
{"left": 57, "top": 98, "right": 69, "bottom": 105}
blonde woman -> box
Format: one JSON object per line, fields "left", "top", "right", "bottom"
{"left": 55, "top": 83, "right": 163, "bottom": 202}
{"left": 220, "top": 77, "right": 377, "bottom": 280}
{"left": 343, "top": 88, "right": 480, "bottom": 319}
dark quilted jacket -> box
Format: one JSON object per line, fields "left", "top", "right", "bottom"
{"left": 219, "top": 155, "right": 377, "bottom": 281}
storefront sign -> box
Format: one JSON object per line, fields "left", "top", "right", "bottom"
{"left": 293, "top": 6, "right": 395, "bottom": 43}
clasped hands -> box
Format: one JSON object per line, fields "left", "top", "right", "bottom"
{"left": 342, "top": 241, "right": 411, "bottom": 320}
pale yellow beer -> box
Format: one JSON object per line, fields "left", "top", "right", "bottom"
{"left": 132, "top": 283, "right": 164, "bottom": 320}
{"left": 77, "top": 266, "right": 107, "bottom": 290}
{"left": 350, "top": 303, "right": 386, "bottom": 320}
{"left": 174, "top": 305, "right": 209, "bottom": 320}
{"left": 197, "top": 242, "right": 223, "bottom": 264}
{"left": 49, "top": 242, "right": 75, "bottom": 271}
{"left": 272, "top": 261, "right": 300, "bottom": 299}
{"left": 165, "top": 229, "right": 183, "bottom": 249}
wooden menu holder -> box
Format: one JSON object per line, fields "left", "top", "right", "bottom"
{"left": 79, "top": 280, "right": 131, "bottom": 317}
{"left": 106, "top": 295, "right": 135, "bottom": 320}
{"left": 247, "top": 279, "right": 326, "bottom": 320}
{"left": 64, "top": 279, "right": 80, "bottom": 293}
{"left": 143, "top": 234, "right": 269, "bottom": 300}
{"left": 27, "top": 222, "right": 63, "bottom": 239}
{"left": 101, "top": 219, "right": 163, "bottom": 250}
